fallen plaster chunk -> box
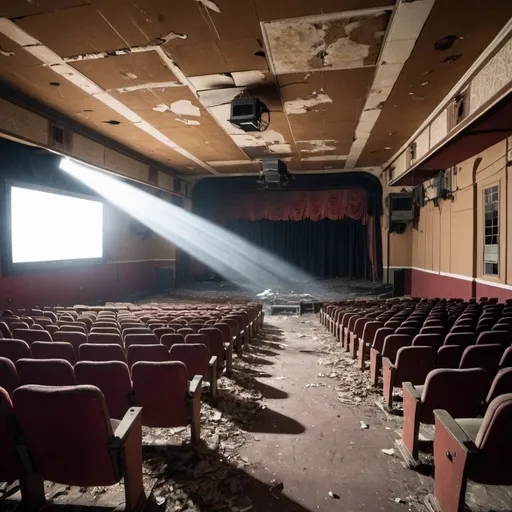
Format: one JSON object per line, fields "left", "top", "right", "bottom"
{"left": 196, "top": 0, "right": 221, "bottom": 13}
{"left": 269, "top": 144, "right": 293, "bottom": 154}
{"left": 381, "top": 448, "right": 395, "bottom": 456}
{"left": 284, "top": 93, "right": 332, "bottom": 115}
{"left": 360, "top": 421, "right": 369, "bottom": 430}
{"left": 155, "top": 31, "right": 188, "bottom": 44}
{"left": 175, "top": 118, "right": 201, "bottom": 126}
{"left": 159, "top": 100, "right": 201, "bottom": 117}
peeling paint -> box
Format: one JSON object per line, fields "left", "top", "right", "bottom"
{"left": 323, "top": 36, "right": 370, "bottom": 68}
{"left": 170, "top": 100, "right": 201, "bottom": 117}
{"left": 298, "top": 140, "right": 337, "bottom": 153}
{"left": 284, "top": 93, "right": 332, "bottom": 115}
{"left": 269, "top": 144, "right": 293, "bottom": 154}
{"left": 196, "top": 0, "right": 221, "bottom": 13}
{"left": 260, "top": 130, "right": 285, "bottom": 145}
{"left": 0, "top": 48, "right": 14, "bottom": 57}
{"left": 175, "top": 118, "right": 201, "bottom": 126}
{"left": 114, "top": 81, "right": 183, "bottom": 93}
{"left": 121, "top": 72, "right": 138, "bottom": 80}
{"left": 153, "top": 31, "right": 188, "bottom": 45}
{"left": 232, "top": 70, "right": 267, "bottom": 87}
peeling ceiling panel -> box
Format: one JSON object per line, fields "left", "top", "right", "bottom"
{"left": 253, "top": 0, "right": 395, "bottom": 22}
{"left": 189, "top": 74, "right": 235, "bottom": 91}
{"left": 263, "top": 10, "right": 390, "bottom": 74}
{"left": 71, "top": 52, "right": 181, "bottom": 91}
{"left": 198, "top": 87, "right": 245, "bottom": 109}
{"left": 0, "top": 33, "right": 41, "bottom": 69}
{"left": 15, "top": 5, "right": 129, "bottom": 57}
{"left": 357, "top": 0, "right": 512, "bottom": 167}
{"left": 283, "top": 157, "right": 346, "bottom": 172}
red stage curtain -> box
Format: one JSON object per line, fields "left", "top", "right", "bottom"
{"left": 213, "top": 188, "right": 368, "bottom": 224}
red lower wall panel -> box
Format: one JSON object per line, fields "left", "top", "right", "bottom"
{"left": 475, "top": 282, "right": 512, "bottom": 302}
{"left": 0, "top": 261, "right": 168, "bottom": 309}
{"left": 410, "top": 269, "right": 473, "bottom": 299}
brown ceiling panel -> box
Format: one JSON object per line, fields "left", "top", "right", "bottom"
{"left": 285, "top": 157, "right": 346, "bottom": 172}
{"left": 0, "top": 0, "right": 88, "bottom": 19}
{"left": 210, "top": 162, "right": 262, "bottom": 174}
{"left": 71, "top": 52, "right": 179, "bottom": 91}
{"left": 16, "top": 5, "right": 128, "bottom": 57}
{"left": 165, "top": 37, "right": 267, "bottom": 77}
{"left": 94, "top": 0, "right": 215, "bottom": 48}
{"left": 0, "top": 34, "right": 41, "bottom": 70}
{"left": 208, "top": 0, "right": 261, "bottom": 40}
{"left": 253, "top": 0, "right": 395, "bottom": 22}
{"left": 357, "top": 0, "right": 512, "bottom": 167}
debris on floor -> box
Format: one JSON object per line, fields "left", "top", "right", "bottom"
{"left": 381, "top": 448, "right": 396, "bottom": 456}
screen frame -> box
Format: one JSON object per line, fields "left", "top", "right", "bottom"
{"left": 2, "top": 179, "right": 106, "bottom": 275}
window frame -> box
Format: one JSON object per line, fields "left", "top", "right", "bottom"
{"left": 483, "top": 184, "right": 499, "bottom": 277}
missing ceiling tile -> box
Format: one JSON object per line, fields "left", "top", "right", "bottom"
{"left": 49, "top": 82, "right": 60, "bottom": 87}
{"left": 434, "top": 35, "right": 457, "bottom": 51}
{"left": 442, "top": 54, "right": 463, "bottom": 64}
{"left": 103, "top": 120, "right": 121, "bottom": 125}
{"left": 255, "top": 51, "right": 266, "bottom": 57}
{"left": 284, "top": 93, "right": 332, "bottom": 115}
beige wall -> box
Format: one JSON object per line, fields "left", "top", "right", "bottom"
{"left": 412, "top": 137, "right": 511, "bottom": 283}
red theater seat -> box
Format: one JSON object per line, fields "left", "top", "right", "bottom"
{"left": 131, "top": 361, "right": 201, "bottom": 444}
{"left": 79, "top": 344, "right": 127, "bottom": 363}
{"left": 0, "top": 322, "right": 12, "bottom": 339}
{"left": 127, "top": 344, "right": 170, "bottom": 368}
{"left": 31, "top": 342, "right": 77, "bottom": 364}
{"left": 124, "top": 333, "right": 158, "bottom": 348}
{"left": 88, "top": 332, "right": 123, "bottom": 346}
{"left": 13, "top": 329, "right": 52, "bottom": 346}
{"left": 0, "top": 339, "right": 31, "bottom": 363}
{"left": 75, "top": 361, "right": 134, "bottom": 420}
{"left": 17, "top": 359, "right": 77, "bottom": 387}
{"left": 200, "top": 327, "right": 231, "bottom": 374}
{"left": 53, "top": 331, "right": 88, "bottom": 353}
{"left": 0, "top": 357, "right": 20, "bottom": 396}
{"left": 13, "top": 385, "right": 145, "bottom": 511}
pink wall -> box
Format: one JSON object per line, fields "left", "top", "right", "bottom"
{"left": 410, "top": 269, "right": 473, "bottom": 299}
{"left": 0, "top": 261, "right": 169, "bottom": 309}
{"left": 475, "top": 281, "right": 512, "bottom": 302}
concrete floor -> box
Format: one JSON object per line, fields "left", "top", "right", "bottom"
{"left": 238, "top": 315, "right": 426, "bottom": 512}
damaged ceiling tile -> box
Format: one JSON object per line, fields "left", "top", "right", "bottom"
{"left": 297, "top": 140, "right": 337, "bottom": 153}
{"left": 269, "top": 144, "right": 293, "bottom": 154}
{"left": 198, "top": 87, "right": 245, "bottom": 109}
{"left": 153, "top": 100, "right": 201, "bottom": 117}
{"left": 284, "top": 92, "right": 333, "bottom": 115}
{"left": 196, "top": 0, "right": 221, "bottom": 14}
{"left": 189, "top": 74, "right": 235, "bottom": 91}
{"left": 231, "top": 70, "right": 268, "bottom": 87}
{"left": 263, "top": 11, "right": 390, "bottom": 74}
{"left": 175, "top": 118, "right": 201, "bottom": 126}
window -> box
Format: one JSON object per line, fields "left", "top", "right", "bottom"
{"left": 449, "top": 89, "right": 469, "bottom": 129}
{"left": 407, "top": 142, "right": 417, "bottom": 167}
{"left": 483, "top": 185, "right": 499, "bottom": 276}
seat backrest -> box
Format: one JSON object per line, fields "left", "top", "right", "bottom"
{"left": 59, "top": 324, "right": 87, "bottom": 335}
{"left": 485, "top": 368, "right": 512, "bottom": 406}
{"left": 361, "top": 321, "right": 383, "bottom": 343}
{"left": 127, "top": 344, "right": 170, "bottom": 368}
{"left": 153, "top": 327, "right": 175, "bottom": 340}
{"left": 221, "top": 318, "right": 240, "bottom": 336}
{"left": 31, "top": 341, "right": 77, "bottom": 364}
{"left": 477, "top": 330, "right": 511, "bottom": 346}
{"left": 499, "top": 346, "right": 512, "bottom": 369}
{"left": 160, "top": 333, "right": 185, "bottom": 351}
{"left": 0, "top": 357, "right": 20, "bottom": 396}
{"left": 419, "top": 325, "right": 446, "bottom": 336}
{"left": 17, "top": 358, "right": 77, "bottom": 386}
{"left": 0, "top": 339, "right": 31, "bottom": 362}
{"left": 199, "top": 328, "right": 225, "bottom": 364}
{"left": 381, "top": 334, "right": 413, "bottom": 361}
{"left": 420, "top": 368, "right": 489, "bottom": 424}
{"left": 170, "top": 343, "right": 209, "bottom": 378}
{"left": 444, "top": 332, "right": 476, "bottom": 347}
{"left": 13, "top": 329, "right": 52, "bottom": 345}
{"left": 87, "top": 332, "right": 123, "bottom": 346}
{"left": 13, "top": 385, "right": 118, "bottom": 486}
{"left": 185, "top": 333, "right": 210, "bottom": 352}
{"left": 124, "top": 333, "right": 159, "bottom": 348}
{"left": 131, "top": 361, "right": 189, "bottom": 428}
{"left": 122, "top": 327, "right": 152, "bottom": 340}
{"left": 459, "top": 344, "right": 505, "bottom": 376}
{"left": 395, "top": 346, "right": 436, "bottom": 385}
{"left": 177, "top": 327, "right": 196, "bottom": 337}
{"left": 0, "top": 387, "right": 23, "bottom": 482}
{"left": 93, "top": 322, "right": 119, "bottom": 329}
{"left": 8, "top": 321, "right": 30, "bottom": 331}
{"left": 75, "top": 361, "right": 133, "bottom": 420}
{"left": 372, "top": 327, "right": 395, "bottom": 351}
{"left": 473, "top": 393, "right": 512, "bottom": 485}
{"left": 412, "top": 333, "right": 444, "bottom": 349}
{"left": 214, "top": 323, "right": 232, "bottom": 343}
{"left": 53, "top": 331, "right": 88, "bottom": 353}
{"left": 436, "top": 345, "right": 464, "bottom": 369}
{"left": 90, "top": 327, "right": 120, "bottom": 335}
{"left": 0, "top": 322, "right": 12, "bottom": 339}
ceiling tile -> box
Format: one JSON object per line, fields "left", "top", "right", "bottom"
{"left": 71, "top": 51, "right": 180, "bottom": 91}
{"left": 0, "top": 0, "right": 88, "bottom": 19}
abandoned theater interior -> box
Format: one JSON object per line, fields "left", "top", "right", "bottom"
{"left": 1, "top": 1, "right": 512, "bottom": 511}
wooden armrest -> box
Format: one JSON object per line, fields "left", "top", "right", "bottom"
{"left": 209, "top": 355, "right": 218, "bottom": 368}
{"left": 382, "top": 357, "right": 395, "bottom": 371}
{"left": 113, "top": 407, "right": 143, "bottom": 444}
{"left": 433, "top": 410, "right": 478, "bottom": 452}
{"left": 188, "top": 375, "right": 203, "bottom": 397}
{"left": 403, "top": 381, "right": 421, "bottom": 400}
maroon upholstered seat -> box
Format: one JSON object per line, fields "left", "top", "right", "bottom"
{"left": 358, "top": 321, "right": 384, "bottom": 370}
{"left": 31, "top": 342, "right": 77, "bottom": 364}
{"left": 432, "top": 394, "right": 512, "bottom": 512}
{"left": 485, "top": 368, "right": 512, "bottom": 407}
{"left": 127, "top": 345, "right": 170, "bottom": 368}
{"left": 13, "top": 329, "right": 52, "bottom": 346}
{"left": 13, "top": 385, "right": 144, "bottom": 511}
{"left": 0, "top": 357, "right": 20, "bottom": 396}
{"left": 124, "top": 333, "right": 158, "bottom": 348}
{"left": 88, "top": 332, "right": 123, "bottom": 346}
{"left": 75, "top": 361, "right": 134, "bottom": 420}
{"left": 0, "top": 322, "right": 12, "bottom": 339}
{"left": 79, "top": 343, "right": 127, "bottom": 363}
{"left": 161, "top": 333, "right": 185, "bottom": 351}
{"left": 369, "top": 327, "right": 395, "bottom": 385}
{"left": 177, "top": 327, "right": 195, "bottom": 337}
{"left": 199, "top": 327, "right": 229, "bottom": 370}
{"left": 153, "top": 327, "right": 176, "bottom": 340}
{"left": 443, "top": 332, "right": 476, "bottom": 348}
{"left": 53, "top": 331, "right": 87, "bottom": 353}
{"left": 477, "top": 330, "right": 511, "bottom": 346}
{"left": 17, "top": 358, "right": 77, "bottom": 386}
{"left": 499, "top": 346, "right": 512, "bottom": 369}
{"left": 412, "top": 333, "right": 444, "bottom": 349}
{"left": 122, "top": 327, "right": 152, "bottom": 341}
{"left": 0, "top": 387, "right": 25, "bottom": 483}
{"left": 0, "top": 339, "right": 31, "bottom": 363}
{"left": 401, "top": 368, "right": 489, "bottom": 462}
{"left": 131, "top": 361, "right": 201, "bottom": 443}
{"left": 90, "top": 327, "right": 121, "bottom": 335}
{"left": 459, "top": 344, "right": 505, "bottom": 377}
{"left": 436, "top": 345, "right": 464, "bottom": 369}
{"left": 59, "top": 324, "right": 87, "bottom": 335}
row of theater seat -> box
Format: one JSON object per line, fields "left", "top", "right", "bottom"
{"left": 320, "top": 297, "right": 512, "bottom": 512}
{"left": 0, "top": 301, "right": 264, "bottom": 511}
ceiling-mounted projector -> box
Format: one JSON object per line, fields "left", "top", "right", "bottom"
{"left": 256, "top": 159, "right": 293, "bottom": 188}
{"left": 230, "top": 97, "right": 270, "bottom": 132}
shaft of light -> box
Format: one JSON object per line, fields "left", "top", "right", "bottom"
{"left": 59, "top": 157, "right": 329, "bottom": 295}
